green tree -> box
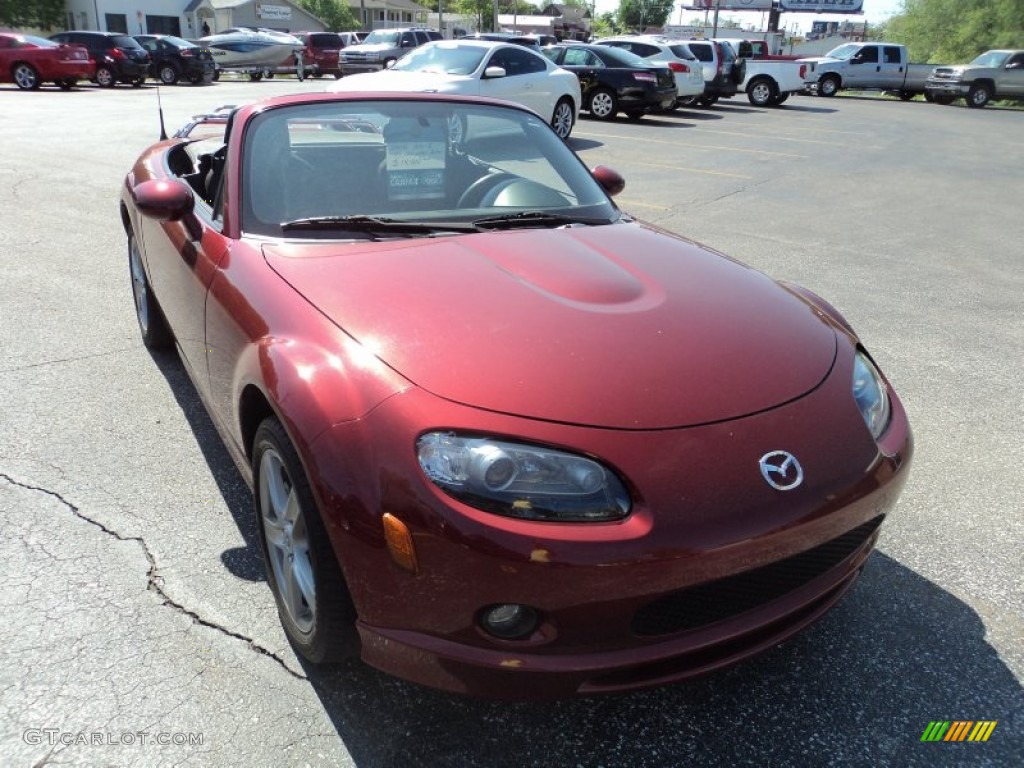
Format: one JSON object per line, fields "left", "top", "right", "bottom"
{"left": 453, "top": 0, "right": 497, "bottom": 31}
{"left": 884, "top": 0, "right": 1024, "bottom": 62}
{"left": 0, "top": 0, "right": 65, "bottom": 29}
{"left": 618, "top": 0, "right": 674, "bottom": 32}
{"left": 294, "top": 0, "right": 360, "bottom": 31}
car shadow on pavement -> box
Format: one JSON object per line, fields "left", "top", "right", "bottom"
{"left": 148, "top": 347, "right": 266, "bottom": 583}
{"left": 301, "top": 552, "right": 1023, "bottom": 767}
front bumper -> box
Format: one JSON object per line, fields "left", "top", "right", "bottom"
{"left": 306, "top": 343, "right": 912, "bottom": 698}
{"left": 925, "top": 80, "right": 967, "bottom": 96}
{"left": 341, "top": 61, "right": 383, "bottom": 76}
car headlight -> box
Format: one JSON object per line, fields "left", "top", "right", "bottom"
{"left": 852, "top": 351, "right": 891, "bottom": 439}
{"left": 417, "top": 433, "right": 630, "bottom": 522}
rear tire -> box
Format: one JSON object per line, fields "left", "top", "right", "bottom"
{"left": 898, "top": 90, "right": 914, "bottom": 101}
{"left": 747, "top": 77, "right": 776, "bottom": 106}
{"left": 551, "top": 97, "right": 574, "bottom": 139}
{"left": 771, "top": 92, "right": 790, "bottom": 106}
{"left": 624, "top": 109, "right": 645, "bottom": 120}
{"left": 253, "top": 417, "right": 359, "bottom": 664}
{"left": 931, "top": 93, "right": 955, "bottom": 105}
{"left": 698, "top": 94, "right": 718, "bottom": 107}
{"left": 95, "top": 65, "right": 116, "bottom": 87}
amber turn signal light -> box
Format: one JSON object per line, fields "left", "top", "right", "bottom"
{"left": 382, "top": 513, "right": 418, "bottom": 574}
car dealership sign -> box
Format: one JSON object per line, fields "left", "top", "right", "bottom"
{"left": 256, "top": 4, "right": 292, "bottom": 21}
{"left": 689, "top": 1, "right": 773, "bottom": 9}
{"left": 779, "top": 0, "right": 864, "bottom": 11}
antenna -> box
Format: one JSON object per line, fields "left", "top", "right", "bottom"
{"left": 157, "top": 87, "right": 168, "bottom": 141}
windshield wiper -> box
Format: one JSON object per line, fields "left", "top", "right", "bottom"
{"left": 281, "top": 215, "right": 477, "bottom": 236}
{"left": 472, "top": 211, "right": 609, "bottom": 230}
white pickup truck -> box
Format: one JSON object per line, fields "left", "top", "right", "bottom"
{"left": 722, "top": 40, "right": 815, "bottom": 106}
{"left": 801, "top": 42, "right": 938, "bottom": 100}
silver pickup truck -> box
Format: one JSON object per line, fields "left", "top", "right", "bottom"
{"left": 925, "top": 49, "right": 1024, "bottom": 108}
{"left": 802, "top": 42, "right": 937, "bottom": 100}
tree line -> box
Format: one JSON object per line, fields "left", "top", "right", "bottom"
{"left": 4, "top": 0, "right": 1022, "bottom": 63}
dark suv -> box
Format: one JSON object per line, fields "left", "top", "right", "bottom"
{"left": 134, "top": 34, "right": 215, "bottom": 85}
{"left": 49, "top": 30, "right": 150, "bottom": 87}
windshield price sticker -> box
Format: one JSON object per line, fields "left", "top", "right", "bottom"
{"left": 386, "top": 141, "right": 446, "bottom": 200}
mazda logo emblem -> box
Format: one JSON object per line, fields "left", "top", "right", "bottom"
{"left": 759, "top": 451, "right": 804, "bottom": 491}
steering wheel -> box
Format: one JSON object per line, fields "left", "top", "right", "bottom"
{"left": 457, "top": 172, "right": 517, "bottom": 208}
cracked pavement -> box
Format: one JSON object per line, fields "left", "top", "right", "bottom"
{"left": 1, "top": 82, "right": 1021, "bottom": 766}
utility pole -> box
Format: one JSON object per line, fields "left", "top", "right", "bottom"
{"left": 712, "top": 0, "right": 722, "bottom": 37}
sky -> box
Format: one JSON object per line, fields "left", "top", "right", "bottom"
{"left": 591, "top": 0, "right": 906, "bottom": 34}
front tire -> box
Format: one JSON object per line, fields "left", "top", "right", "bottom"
{"left": 551, "top": 97, "right": 574, "bottom": 139}
{"left": 966, "top": 82, "right": 991, "bottom": 108}
{"left": 253, "top": 417, "right": 359, "bottom": 664}
{"left": 747, "top": 77, "right": 776, "bottom": 106}
{"left": 158, "top": 64, "right": 179, "bottom": 85}
{"left": 128, "top": 233, "right": 172, "bottom": 349}
{"left": 13, "top": 62, "right": 41, "bottom": 90}
{"left": 818, "top": 74, "right": 840, "bottom": 97}
{"left": 588, "top": 87, "right": 618, "bottom": 120}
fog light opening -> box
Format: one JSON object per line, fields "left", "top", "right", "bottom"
{"left": 480, "top": 603, "right": 540, "bottom": 640}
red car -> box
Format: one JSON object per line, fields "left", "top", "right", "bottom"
{"left": 121, "top": 92, "right": 912, "bottom": 698}
{"left": 0, "top": 33, "right": 93, "bottom": 90}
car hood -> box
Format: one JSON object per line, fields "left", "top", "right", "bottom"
{"left": 263, "top": 224, "right": 837, "bottom": 429}
{"left": 329, "top": 70, "right": 470, "bottom": 91}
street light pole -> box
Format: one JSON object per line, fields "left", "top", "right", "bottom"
{"left": 712, "top": 0, "right": 722, "bottom": 37}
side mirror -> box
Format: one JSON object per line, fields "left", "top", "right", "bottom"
{"left": 592, "top": 165, "right": 625, "bottom": 197}
{"left": 482, "top": 66, "right": 506, "bottom": 79}
{"left": 132, "top": 179, "right": 203, "bottom": 240}
{"left": 132, "top": 179, "right": 194, "bottom": 221}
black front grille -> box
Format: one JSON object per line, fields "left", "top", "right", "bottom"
{"left": 631, "top": 516, "right": 883, "bottom": 637}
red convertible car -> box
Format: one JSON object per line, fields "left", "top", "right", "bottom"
{"left": 121, "top": 92, "right": 912, "bottom": 698}
{"left": 0, "top": 33, "right": 93, "bottom": 90}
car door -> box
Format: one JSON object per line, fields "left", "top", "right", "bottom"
{"left": 140, "top": 149, "right": 230, "bottom": 388}
{"left": 480, "top": 46, "right": 554, "bottom": 118}
{"left": 878, "top": 45, "right": 906, "bottom": 90}
{"left": 1001, "top": 52, "right": 1024, "bottom": 97}
{"left": 559, "top": 46, "right": 602, "bottom": 104}
{"left": 845, "top": 44, "right": 879, "bottom": 87}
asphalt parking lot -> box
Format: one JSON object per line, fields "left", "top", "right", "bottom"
{"left": 1, "top": 78, "right": 1021, "bottom": 766}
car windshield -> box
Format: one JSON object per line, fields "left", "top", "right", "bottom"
{"left": 969, "top": 50, "right": 1010, "bottom": 67}
{"left": 240, "top": 100, "right": 619, "bottom": 238}
{"left": 391, "top": 42, "right": 486, "bottom": 75}
{"left": 363, "top": 30, "right": 401, "bottom": 46}
{"left": 825, "top": 44, "right": 861, "bottom": 60}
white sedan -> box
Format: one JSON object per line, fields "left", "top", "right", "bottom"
{"left": 328, "top": 40, "right": 581, "bottom": 139}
